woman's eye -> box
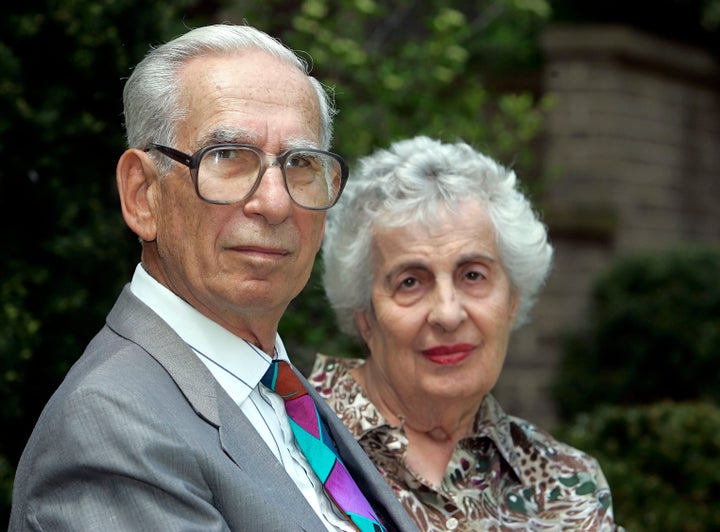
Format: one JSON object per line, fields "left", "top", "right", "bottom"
{"left": 463, "top": 268, "right": 489, "bottom": 283}
{"left": 399, "top": 277, "right": 417, "bottom": 289}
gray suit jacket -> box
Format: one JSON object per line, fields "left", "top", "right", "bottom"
{"left": 10, "top": 285, "right": 419, "bottom": 532}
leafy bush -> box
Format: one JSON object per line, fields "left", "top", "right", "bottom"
{"left": 232, "top": 0, "right": 552, "bottom": 171}
{"left": 553, "top": 246, "right": 720, "bottom": 421}
{"left": 558, "top": 401, "right": 720, "bottom": 531}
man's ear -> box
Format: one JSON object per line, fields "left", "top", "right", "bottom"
{"left": 116, "top": 149, "right": 158, "bottom": 242}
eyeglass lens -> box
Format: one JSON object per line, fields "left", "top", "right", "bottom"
{"left": 197, "top": 146, "right": 343, "bottom": 208}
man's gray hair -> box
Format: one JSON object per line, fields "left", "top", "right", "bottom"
{"left": 122, "top": 23, "right": 336, "bottom": 174}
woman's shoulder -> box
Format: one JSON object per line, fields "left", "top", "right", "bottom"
{"left": 506, "top": 412, "right": 610, "bottom": 486}
{"left": 308, "top": 353, "right": 389, "bottom": 439}
{"left": 308, "top": 353, "right": 364, "bottom": 396}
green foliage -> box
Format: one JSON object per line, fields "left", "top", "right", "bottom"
{"left": 553, "top": 246, "right": 720, "bottom": 528}
{"left": 704, "top": 0, "right": 720, "bottom": 29}
{"left": 558, "top": 401, "right": 720, "bottom": 531}
{"left": 232, "top": 0, "right": 552, "bottom": 165}
{"left": 552, "top": 246, "right": 720, "bottom": 421}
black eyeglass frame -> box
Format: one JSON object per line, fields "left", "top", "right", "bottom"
{"left": 144, "top": 142, "right": 349, "bottom": 210}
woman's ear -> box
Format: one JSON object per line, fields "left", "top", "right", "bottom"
{"left": 116, "top": 149, "right": 158, "bottom": 242}
{"left": 354, "top": 311, "right": 373, "bottom": 346}
{"left": 509, "top": 290, "right": 520, "bottom": 325}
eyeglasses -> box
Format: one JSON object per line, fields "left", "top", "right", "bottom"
{"left": 145, "top": 143, "right": 349, "bottom": 210}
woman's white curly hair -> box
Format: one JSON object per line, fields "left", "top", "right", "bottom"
{"left": 322, "top": 135, "right": 553, "bottom": 338}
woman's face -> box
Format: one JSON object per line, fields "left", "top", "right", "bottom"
{"left": 356, "top": 202, "right": 519, "bottom": 407}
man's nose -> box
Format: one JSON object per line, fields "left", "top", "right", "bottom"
{"left": 242, "top": 163, "right": 293, "bottom": 223}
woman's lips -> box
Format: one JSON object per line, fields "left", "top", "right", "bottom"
{"left": 421, "top": 343, "right": 474, "bottom": 365}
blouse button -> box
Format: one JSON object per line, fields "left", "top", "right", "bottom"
{"left": 445, "top": 517, "right": 459, "bottom": 530}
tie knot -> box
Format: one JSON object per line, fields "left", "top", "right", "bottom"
{"left": 261, "top": 360, "right": 308, "bottom": 400}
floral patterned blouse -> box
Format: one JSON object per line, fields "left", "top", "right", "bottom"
{"left": 310, "top": 354, "right": 623, "bottom": 532}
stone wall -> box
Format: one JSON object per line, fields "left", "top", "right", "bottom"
{"left": 493, "top": 24, "right": 720, "bottom": 429}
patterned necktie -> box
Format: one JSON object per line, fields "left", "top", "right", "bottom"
{"left": 262, "top": 360, "right": 385, "bottom": 532}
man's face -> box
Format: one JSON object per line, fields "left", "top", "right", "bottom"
{"left": 145, "top": 51, "right": 327, "bottom": 346}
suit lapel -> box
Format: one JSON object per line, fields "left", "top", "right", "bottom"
{"left": 107, "top": 287, "right": 283, "bottom": 459}
{"left": 105, "top": 286, "right": 282, "bottom": 467}
{"left": 106, "top": 285, "right": 416, "bottom": 531}
{"left": 105, "top": 286, "right": 330, "bottom": 529}
{"left": 106, "top": 285, "right": 222, "bottom": 425}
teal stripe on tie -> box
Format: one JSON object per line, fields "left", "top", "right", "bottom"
{"left": 347, "top": 512, "right": 385, "bottom": 532}
{"left": 288, "top": 418, "right": 337, "bottom": 482}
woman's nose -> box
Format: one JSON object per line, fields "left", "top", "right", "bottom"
{"left": 428, "top": 283, "right": 467, "bottom": 331}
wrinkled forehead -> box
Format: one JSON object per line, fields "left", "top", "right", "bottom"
{"left": 174, "top": 51, "right": 322, "bottom": 146}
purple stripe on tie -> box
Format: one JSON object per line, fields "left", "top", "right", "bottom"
{"left": 285, "top": 395, "right": 321, "bottom": 439}
{"left": 324, "top": 460, "right": 378, "bottom": 520}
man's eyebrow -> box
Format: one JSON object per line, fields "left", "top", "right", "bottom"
{"left": 285, "top": 138, "right": 320, "bottom": 150}
{"left": 196, "top": 129, "right": 319, "bottom": 151}
{"left": 197, "top": 127, "right": 258, "bottom": 146}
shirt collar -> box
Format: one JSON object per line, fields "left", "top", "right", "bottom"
{"left": 129, "top": 264, "right": 289, "bottom": 403}
{"left": 470, "top": 394, "right": 524, "bottom": 480}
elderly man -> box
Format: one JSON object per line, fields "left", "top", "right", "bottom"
{"left": 9, "top": 24, "right": 418, "bottom": 532}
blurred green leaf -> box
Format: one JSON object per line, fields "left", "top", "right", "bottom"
{"left": 558, "top": 401, "right": 720, "bottom": 531}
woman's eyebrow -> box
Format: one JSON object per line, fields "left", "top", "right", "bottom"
{"left": 456, "top": 252, "right": 497, "bottom": 267}
{"left": 383, "top": 261, "right": 429, "bottom": 286}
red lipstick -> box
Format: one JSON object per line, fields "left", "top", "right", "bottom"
{"left": 421, "top": 343, "right": 474, "bottom": 365}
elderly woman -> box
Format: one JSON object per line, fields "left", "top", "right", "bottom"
{"left": 310, "top": 136, "right": 621, "bottom": 531}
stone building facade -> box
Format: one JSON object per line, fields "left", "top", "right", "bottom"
{"left": 494, "top": 24, "right": 720, "bottom": 429}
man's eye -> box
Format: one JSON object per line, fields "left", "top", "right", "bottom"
{"left": 287, "top": 155, "right": 314, "bottom": 169}
{"left": 214, "top": 149, "right": 237, "bottom": 160}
